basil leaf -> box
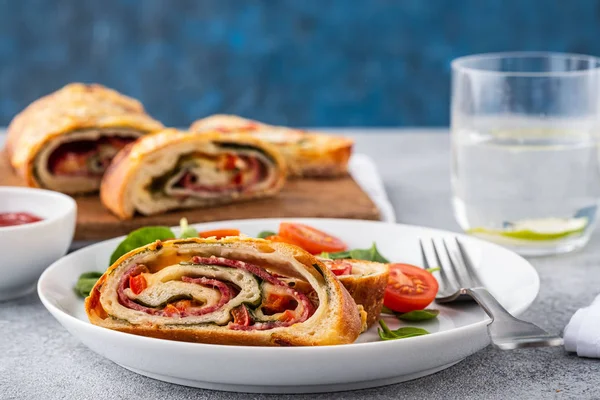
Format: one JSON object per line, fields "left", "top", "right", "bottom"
{"left": 377, "top": 320, "right": 430, "bottom": 340}
{"left": 109, "top": 226, "right": 175, "bottom": 265}
{"left": 348, "top": 248, "right": 371, "bottom": 260}
{"left": 397, "top": 309, "right": 440, "bottom": 321}
{"left": 321, "top": 251, "right": 351, "bottom": 259}
{"left": 321, "top": 243, "right": 389, "bottom": 263}
{"left": 380, "top": 306, "right": 440, "bottom": 321}
{"left": 369, "top": 243, "right": 390, "bottom": 263}
{"left": 384, "top": 326, "right": 430, "bottom": 339}
{"left": 178, "top": 218, "right": 198, "bottom": 239}
{"left": 393, "top": 326, "right": 430, "bottom": 335}
{"left": 426, "top": 267, "right": 440, "bottom": 273}
{"left": 351, "top": 243, "right": 390, "bottom": 263}
{"left": 377, "top": 319, "right": 397, "bottom": 340}
{"left": 180, "top": 227, "right": 198, "bottom": 239}
{"left": 74, "top": 272, "right": 102, "bottom": 298}
{"left": 78, "top": 271, "right": 103, "bottom": 280}
{"left": 320, "top": 250, "right": 351, "bottom": 260}
{"left": 257, "top": 231, "right": 276, "bottom": 239}
{"left": 380, "top": 305, "right": 395, "bottom": 315}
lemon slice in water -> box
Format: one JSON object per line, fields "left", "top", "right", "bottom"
{"left": 468, "top": 217, "right": 588, "bottom": 242}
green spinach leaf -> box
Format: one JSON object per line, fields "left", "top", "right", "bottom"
{"left": 109, "top": 226, "right": 175, "bottom": 265}
{"left": 74, "top": 272, "right": 103, "bottom": 298}
{"left": 350, "top": 243, "right": 390, "bottom": 263}
{"left": 397, "top": 309, "right": 440, "bottom": 321}
{"left": 320, "top": 250, "right": 351, "bottom": 260}
{"left": 377, "top": 320, "right": 429, "bottom": 340}
{"left": 257, "top": 230, "right": 276, "bottom": 239}
{"left": 380, "top": 305, "right": 395, "bottom": 315}
{"left": 178, "top": 218, "right": 198, "bottom": 239}
{"left": 320, "top": 243, "right": 390, "bottom": 263}
{"left": 380, "top": 306, "right": 440, "bottom": 321}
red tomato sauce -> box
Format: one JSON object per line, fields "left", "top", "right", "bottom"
{"left": 0, "top": 212, "right": 43, "bottom": 227}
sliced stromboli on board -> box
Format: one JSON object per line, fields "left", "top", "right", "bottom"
{"left": 189, "top": 114, "right": 354, "bottom": 178}
{"left": 85, "top": 237, "right": 363, "bottom": 346}
{"left": 5, "top": 83, "right": 164, "bottom": 194}
{"left": 100, "top": 129, "right": 287, "bottom": 219}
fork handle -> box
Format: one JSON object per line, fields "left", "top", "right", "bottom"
{"left": 464, "top": 287, "right": 516, "bottom": 322}
{"left": 465, "top": 287, "right": 563, "bottom": 349}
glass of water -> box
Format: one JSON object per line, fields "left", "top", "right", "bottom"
{"left": 451, "top": 52, "right": 600, "bottom": 256}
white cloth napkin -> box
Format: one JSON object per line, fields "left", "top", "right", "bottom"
{"left": 564, "top": 294, "right": 600, "bottom": 357}
{"left": 348, "top": 154, "right": 396, "bottom": 223}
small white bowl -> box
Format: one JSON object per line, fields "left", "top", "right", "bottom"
{"left": 0, "top": 187, "right": 76, "bottom": 301}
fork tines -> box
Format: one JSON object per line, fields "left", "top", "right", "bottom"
{"left": 419, "top": 237, "right": 483, "bottom": 294}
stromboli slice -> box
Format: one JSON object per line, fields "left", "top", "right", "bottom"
{"left": 190, "top": 114, "right": 354, "bottom": 178}
{"left": 100, "top": 129, "right": 287, "bottom": 219}
{"left": 5, "top": 83, "right": 163, "bottom": 194}
{"left": 322, "top": 259, "right": 390, "bottom": 328}
{"left": 279, "top": 258, "right": 389, "bottom": 328}
{"left": 85, "top": 237, "right": 363, "bottom": 346}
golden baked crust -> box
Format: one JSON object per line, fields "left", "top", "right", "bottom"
{"left": 100, "top": 129, "right": 288, "bottom": 219}
{"left": 287, "top": 259, "right": 389, "bottom": 328}
{"left": 189, "top": 114, "right": 354, "bottom": 178}
{"left": 338, "top": 261, "right": 389, "bottom": 328}
{"left": 85, "top": 237, "right": 362, "bottom": 346}
{"left": 5, "top": 83, "right": 163, "bottom": 188}
{"left": 317, "top": 259, "right": 389, "bottom": 328}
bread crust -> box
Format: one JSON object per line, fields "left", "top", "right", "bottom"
{"left": 5, "top": 83, "right": 163, "bottom": 189}
{"left": 100, "top": 129, "right": 288, "bottom": 219}
{"left": 189, "top": 114, "right": 353, "bottom": 178}
{"left": 85, "top": 237, "right": 362, "bottom": 346}
{"left": 282, "top": 259, "right": 389, "bottom": 328}
{"left": 337, "top": 260, "right": 389, "bottom": 328}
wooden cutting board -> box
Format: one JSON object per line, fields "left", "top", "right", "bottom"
{"left": 0, "top": 151, "right": 380, "bottom": 240}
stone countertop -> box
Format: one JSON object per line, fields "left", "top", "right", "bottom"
{"left": 2, "top": 130, "right": 599, "bottom": 400}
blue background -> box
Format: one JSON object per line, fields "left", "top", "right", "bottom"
{"left": 1, "top": 0, "right": 600, "bottom": 127}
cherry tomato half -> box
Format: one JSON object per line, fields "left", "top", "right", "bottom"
{"left": 383, "top": 263, "right": 439, "bottom": 313}
{"left": 278, "top": 223, "right": 347, "bottom": 254}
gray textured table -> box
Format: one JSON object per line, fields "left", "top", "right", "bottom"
{"left": 2, "top": 131, "right": 599, "bottom": 400}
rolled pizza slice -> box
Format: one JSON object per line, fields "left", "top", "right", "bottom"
{"left": 100, "top": 129, "right": 287, "bottom": 219}
{"left": 323, "top": 259, "right": 389, "bottom": 328}
{"left": 279, "top": 258, "right": 389, "bottom": 328}
{"left": 190, "top": 114, "right": 353, "bottom": 178}
{"left": 5, "top": 83, "right": 164, "bottom": 194}
{"left": 85, "top": 237, "right": 363, "bottom": 346}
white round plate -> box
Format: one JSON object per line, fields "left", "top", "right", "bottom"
{"left": 38, "top": 218, "right": 539, "bottom": 394}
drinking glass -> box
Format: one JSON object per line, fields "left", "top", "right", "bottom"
{"left": 451, "top": 52, "right": 600, "bottom": 256}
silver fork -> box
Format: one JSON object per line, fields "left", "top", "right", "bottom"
{"left": 420, "top": 238, "right": 564, "bottom": 350}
